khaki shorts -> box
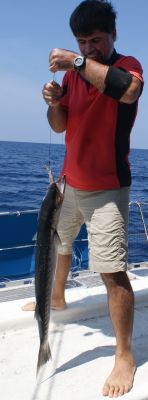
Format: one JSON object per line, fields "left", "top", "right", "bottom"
{"left": 57, "top": 184, "right": 129, "bottom": 273}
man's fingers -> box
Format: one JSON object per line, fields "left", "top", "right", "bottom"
{"left": 42, "top": 80, "right": 62, "bottom": 107}
{"left": 43, "top": 81, "right": 60, "bottom": 90}
{"left": 43, "top": 81, "right": 54, "bottom": 90}
{"left": 42, "top": 90, "right": 61, "bottom": 106}
{"left": 49, "top": 63, "right": 58, "bottom": 73}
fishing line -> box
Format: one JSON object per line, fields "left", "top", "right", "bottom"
{"left": 48, "top": 72, "right": 65, "bottom": 176}
{"left": 48, "top": 72, "right": 55, "bottom": 169}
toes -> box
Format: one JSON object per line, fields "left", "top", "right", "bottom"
{"left": 108, "top": 384, "right": 131, "bottom": 397}
{"left": 118, "top": 385, "right": 125, "bottom": 396}
{"left": 103, "top": 384, "right": 127, "bottom": 398}
{"left": 21, "top": 301, "right": 36, "bottom": 311}
{"left": 102, "top": 383, "right": 110, "bottom": 396}
{"left": 108, "top": 386, "right": 115, "bottom": 397}
{"left": 112, "top": 385, "right": 120, "bottom": 397}
{"left": 124, "top": 384, "right": 131, "bottom": 394}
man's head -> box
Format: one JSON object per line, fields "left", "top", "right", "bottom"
{"left": 70, "top": 0, "right": 117, "bottom": 63}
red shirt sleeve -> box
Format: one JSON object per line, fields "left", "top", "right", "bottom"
{"left": 116, "top": 56, "right": 144, "bottom": 83}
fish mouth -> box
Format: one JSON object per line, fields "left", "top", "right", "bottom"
{"left": 46, "top": 165, "right": 66, "bottom": 194}
{"left": 56, "top": 175, "right": 66, "bottom": 195}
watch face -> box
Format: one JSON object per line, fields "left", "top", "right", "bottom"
{"left": 74, "top": 56, "right": 86, "bottom": 70}
{"left": 75, "top": 57, "right": 83, "bottom": 67}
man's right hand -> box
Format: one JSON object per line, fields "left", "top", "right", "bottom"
{"left": 42, "top": 80, "right": 63, "bottom": 107}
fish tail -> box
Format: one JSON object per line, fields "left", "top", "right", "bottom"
{"left": 37, "top": 340, "right": 51, "bottom": 375}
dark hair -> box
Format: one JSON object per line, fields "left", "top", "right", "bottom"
{"left": 70, "top": 0, "right": 117, "bottom": 36}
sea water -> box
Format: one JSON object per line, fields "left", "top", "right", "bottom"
{"left": 0, "top": 141, "right": 148, "bottom": 264}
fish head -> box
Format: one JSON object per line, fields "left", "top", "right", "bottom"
{"left": 56, "top": 175, "right": 66, "bottom": 206}
{"left": 47, "top": 175, "right": 66, "bottom": 212}
{"left": 48, "top": 176, "right": 66, "bottom": 229}
{"left": 46, "top": 163, "right": 55, "bottom": 184}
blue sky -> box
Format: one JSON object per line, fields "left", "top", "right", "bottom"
{"left": 0, "top": 0, "right": 148, "bottom": 148}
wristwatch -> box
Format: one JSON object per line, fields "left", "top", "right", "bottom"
{"left": 73, "top": 55, "right": 86, "bottom": 71}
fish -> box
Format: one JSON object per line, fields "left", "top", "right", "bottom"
{"left": 35, "top": 166, "right": 65, "bottom": 374}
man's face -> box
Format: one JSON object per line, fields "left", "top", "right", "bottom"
{"left": 76, "top": 29, "right": 116, "bottom": 63}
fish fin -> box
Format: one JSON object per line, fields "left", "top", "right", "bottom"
{"left": 37, "top": 340, "right": 51, "bottom": 375}
{"left": 54, "top": 231, "right": 60, "bottom": 246}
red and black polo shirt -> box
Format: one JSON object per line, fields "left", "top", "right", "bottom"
{"left": 60, "top": 50, "right": 143, "bottom": 190}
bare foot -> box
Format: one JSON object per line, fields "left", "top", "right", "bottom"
{"left": 21, "top": 301, "right": 36, "bottom": 311}
{"left": 21, "top": 299, "right": 67, "bottom": 312}
{"left": 102, "top": 353, "right": 136, "bottom": 397}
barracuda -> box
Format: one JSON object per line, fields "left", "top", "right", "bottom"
{"left": 35, "top": 167, "right": 65, "bottom": 374}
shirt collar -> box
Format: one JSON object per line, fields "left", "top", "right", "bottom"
{"left": 106, "top": 49, "right": 121, "bottom": 66}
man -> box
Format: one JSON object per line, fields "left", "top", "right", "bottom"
{"left": 29, "top": 0, "right": 144, "bottom": 396}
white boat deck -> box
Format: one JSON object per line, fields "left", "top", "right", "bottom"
{"left": 0, "top": 268, "right": 148, "bottom": 400}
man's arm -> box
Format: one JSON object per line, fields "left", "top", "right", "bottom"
{"left": 47, "top": 104, "right": 67, "bottom": 133}
{"left": 49, "top": 48, "right": 142, "bottom": 105}
{"left": 79, "top": 58, "right": 142, "bottom": 104}
{"left": 120, "top": 75, "right": 142, "bottom": 104}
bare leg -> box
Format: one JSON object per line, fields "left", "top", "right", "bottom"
{"left": 101, "top": 271, "right": 136, "bottom": 397}
{"left": 51, "top": 253, "right": 72, "bottom": 310}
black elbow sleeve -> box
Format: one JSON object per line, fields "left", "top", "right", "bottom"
{"left": 104, "top": 66, "right": 132, "bottom": 100}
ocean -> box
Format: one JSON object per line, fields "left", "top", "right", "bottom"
{"left": 0, "top": 141, "right": 65, "bottom": 212}
{"left": 0, "top": 141, "right": 148, "bottom": 264}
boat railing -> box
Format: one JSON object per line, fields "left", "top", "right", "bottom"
{"left": 129, "top": 201, "right": 148, "bottom": 241}
{"left": 127, "top": 201, "right": 148, "bottom": 267}
{"left": 0, "top": 202, "right": 147, "bottom": 283}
